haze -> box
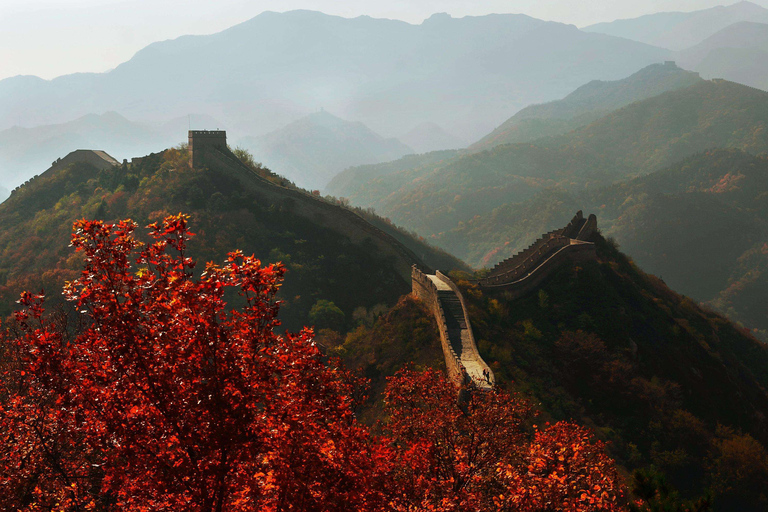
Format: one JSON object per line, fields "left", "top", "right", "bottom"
{"left": 0, "top": 0, "right": 759, "bottom": 81}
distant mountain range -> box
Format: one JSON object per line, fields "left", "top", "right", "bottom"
{"left": 676, "top": 21, "right": 768, "bottom": 89}
{"left": 328, "top": 71, "right": 768, "bottom": 236}
{"left": 237, "top": 110, "right": 413, "bottom": 190}
{"left": 398, "top": 122, "right": 466, "bottom": 154}
{"left": 470, "top": 62, "right": 702, "bottom": 151}
{"left": 0, "top": 10, "right": 669, "bottom": 145}
{"left": 583, "top": 1, "right": 768, "bottom": 50}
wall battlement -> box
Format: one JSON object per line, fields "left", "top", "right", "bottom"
{"left": 477, "top": 211, "right": 597, "bottom": 293}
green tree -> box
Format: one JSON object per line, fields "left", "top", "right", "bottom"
{"left": 309, "top": 299, "right": 345, "bottom": 331}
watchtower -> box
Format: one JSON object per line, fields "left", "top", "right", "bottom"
{"left": 188, "top": 130, "right": 227, "bottom": 168}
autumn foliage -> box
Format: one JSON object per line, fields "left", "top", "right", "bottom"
{"left": 0, "top": 215, "right": 627, "bottom": 511}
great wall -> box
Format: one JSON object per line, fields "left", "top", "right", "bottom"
{"left": 26, "top": 132, "right": 599, "bottom": 392}
{"left": 187, "top": 130, "right": 433, "bottom": 283}
{"left": 412, "top": 211, "right": 597, "bottom": 389}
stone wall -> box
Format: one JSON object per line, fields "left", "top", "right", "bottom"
{"left": 435, "top": 270, "right": 494, "bottom": 387}
{"left": 486, "top": 211, "right": 585, "bottom": 278}
{"left": 576, "top": 214, "right": 597, "bottom": 241}
{"left": 412, "top": 266, "right": 464, "bottom": 385}
{"left": 480, "top": 241, "right": 596, "bottom": 298}
{"left": 480, "top": 236, "right": 571, "bottom": 286}
{"left": 478, "top": 211, "right": 598, "bottom": 295}
{"left": 560, "top": 210, "right": 586, "bottom": 239}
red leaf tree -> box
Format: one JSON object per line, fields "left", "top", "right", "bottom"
{"left": 0, "top": 215, "right": 388, "bottom": 511}
{"left": 382, "top": 367, "right": 627, "bottom": 511}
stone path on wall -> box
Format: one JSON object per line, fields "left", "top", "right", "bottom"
{"left": 427, "top": 275, "right": 493, "bottom": 390}
{"left": 413, "top": 211, "right": 597, "bottom": 392}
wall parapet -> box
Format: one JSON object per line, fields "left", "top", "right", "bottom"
{"left": 480, "top": 241, "right": 596, "bottom": 296}
{"left": 485, "top": 210, "right": 584, "bottom": 278}
{"left": 477, "top": 212, "right": 598, "bottom": 296}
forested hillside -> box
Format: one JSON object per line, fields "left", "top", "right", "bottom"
{"left": 329, "top": 79, "right": 768, "bottom": 239}
{"left": 0, "top": 146, "right": 464, "bottom": 332}
{"left": 436, "top": 149, "right": 768, "bottom": 338}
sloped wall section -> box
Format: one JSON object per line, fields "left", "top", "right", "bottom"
{"left": 412, "top": 266, "right": 494, "bottom": 390}
{"left": 477, "top": 211, "right": 598, "bottom": 295}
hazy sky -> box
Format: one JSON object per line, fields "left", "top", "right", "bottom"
{"left": 0, "top": 0, "right": 757, "bottom": 81}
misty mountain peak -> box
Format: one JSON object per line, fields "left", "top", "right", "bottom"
{"left": 424, "top": 12, "right": 452, "bottom": 24}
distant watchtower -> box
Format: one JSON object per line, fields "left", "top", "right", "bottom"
{"left": 189, "top": 130, "right": 227, "bottom": 168}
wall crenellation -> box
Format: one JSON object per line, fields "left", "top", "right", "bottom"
{"left": 477, "top": 211, "right": 598, "bottom": 292}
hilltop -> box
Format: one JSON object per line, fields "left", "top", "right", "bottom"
{"left": 465, "top": 234, "right": 768, "bottom": 509}
{"left": 470, "top": 62, "right": 703, "bottom": 151}
{"left": 0, "top": 139, "right": 465, "bottom": 332}
{"left": 237, "top": 110, "right": 412, "bottom": 191}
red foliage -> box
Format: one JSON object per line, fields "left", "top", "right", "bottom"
{"left": 383, "top": 367, "right": 627, "bottom": 511}
{"left": 1, "top": 215, "right": 387, "bottom": 511}
{"left": 498, "top": 422, "right": 627, "bottom": 511}
{"left": 0, "top": 215, "right": 628, "bottom": 511}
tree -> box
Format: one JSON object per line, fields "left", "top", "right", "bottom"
{"left": 0, "top": 215, "right": 387, "bottom": 511}
{"left": 309, "top": 299, "right": 345, "bottom": 332}
{"left": 382, "top": 367, "right": 627, "bottom": 511}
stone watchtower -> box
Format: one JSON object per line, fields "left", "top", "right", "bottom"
{"left": 188, "top": 130, "right": 227, "bottom": 168}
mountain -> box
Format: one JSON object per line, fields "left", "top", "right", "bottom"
{"left": 325, "top": 149, "right": 461, "bottom": 202}
{"left": 0, "top": 140, "right": 466, "bottom": 332}
{"left": 331, "top": 78, "right": 768, "bottom": 238}
{"left": 434, "top": 148, "right": 768, "bottom": 337}
{"left": 344, "top": 231, "right": 768, "bottom": 510}
{"left": 0, "top": 11, "right": 669, "bottom": 142}
{"left": 583, "top": 1, "right": 768, "bottom": 51}
{"left": 676, "top": 21, "right": 768, "bottom": 89}
{"left": 399, "top": 122, "right": 466, "bottom": 154}
{"left": 470, "top": 62, "right": 703, "bottom": 151}
{"left": 0, "top": 112, "right": 222, "bottom": 188}
{"left": 466, "top": 235, "right": 768, "bottom": 510}
{"left": 236, "top": 110, "right": 413, "bottom": 191}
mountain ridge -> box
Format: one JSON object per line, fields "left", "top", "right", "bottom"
{"left": 470, "top": 61, "right": 703, "bottom": 151}
{"left": 583, "top": 1, "right": 768, "bottom": 50}
{"left": 0, "top": 10, "right": 669, "bottom": 143}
